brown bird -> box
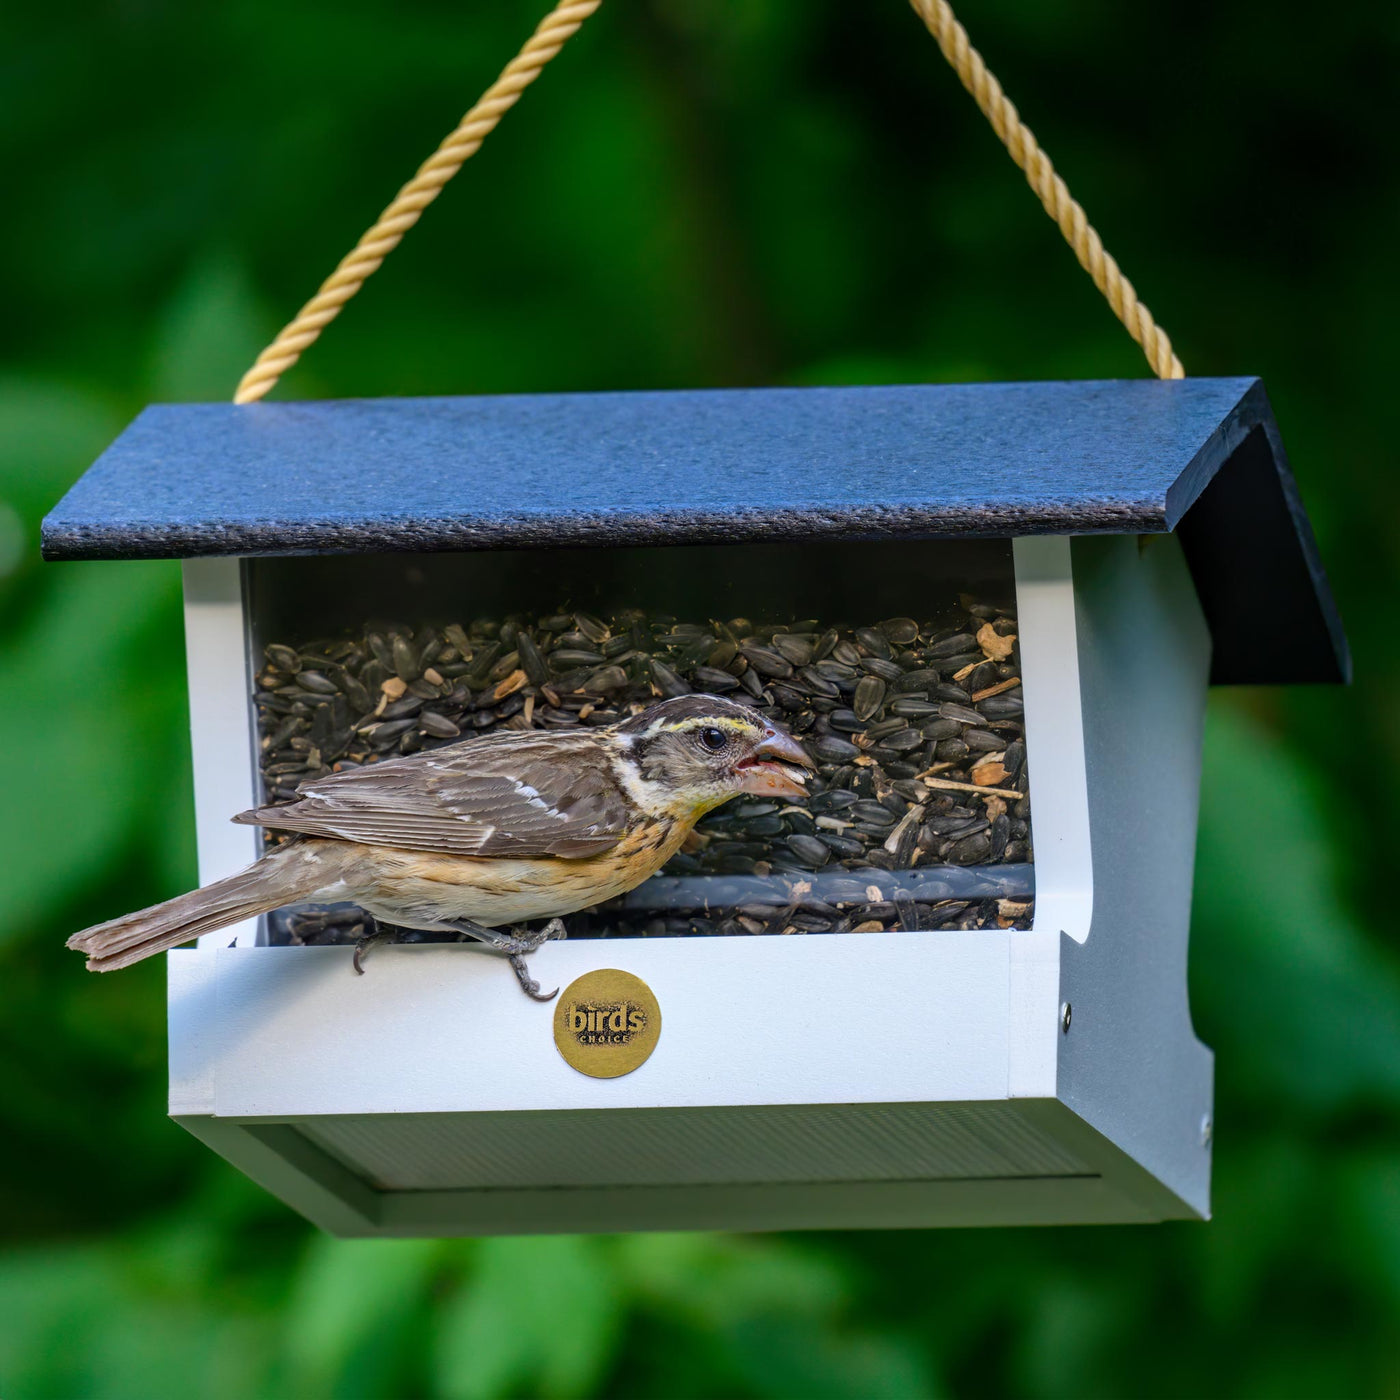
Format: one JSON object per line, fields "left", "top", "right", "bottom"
{"left": 66, "top": 694, "right": 813, "bottom": 999}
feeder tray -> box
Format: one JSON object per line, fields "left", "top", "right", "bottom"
{"left": 42, "top": 376, "right": 1346, "bottom": 1235}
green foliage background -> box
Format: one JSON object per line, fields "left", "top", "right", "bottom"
{"left": 3, "top": 2, "right": 1397, "bottom": 1396}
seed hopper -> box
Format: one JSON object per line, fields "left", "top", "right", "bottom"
{"left": 41, "top": 377, "right": 1347, "bottom": 1236}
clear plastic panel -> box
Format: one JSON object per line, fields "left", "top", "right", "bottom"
{"left": 244, "top": 540, "right": 1033, "bottom": 942}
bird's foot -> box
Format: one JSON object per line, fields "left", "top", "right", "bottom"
{"left": 446, "top": 918, "right": 567, "bottom": 1001}
{"left": 351, "top": 917, "right": 397, "bottom": 975}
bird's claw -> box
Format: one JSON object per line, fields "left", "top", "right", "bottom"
{"left": 352, "top": 922, "right": 390, "bottom": 974}
{"left": 510, "top": 954, "right": 558, "bottom": 1002}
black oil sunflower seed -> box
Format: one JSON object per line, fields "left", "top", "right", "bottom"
{"left": 693, "top": 666, "right": 740, "bottom": 692}
{"left": 650, "top": 658, "right": 692, "bottom": 698}
{"left": 419, "top": 711, "right": 461, "bottom": 739}
{"left": 740, "top": 645, "right": 793, "bottom": 679}
{"left": 811, "top": 735, "right": 860, "bottom": 763}
{"left": 853, "top": 676, "right": 886, "bottom": 722}
{"left": 295, "top": 670, "right": 339, "bottom": 696}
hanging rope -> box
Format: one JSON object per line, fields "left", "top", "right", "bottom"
{"left": 905, "top": 0, "right": 1183, "bottom": 378}
{"left": 233, "top": 0, "right": 602, "bottom": 404}
{"left": 235, "top": 0, "right": 1182, "bottom": 403}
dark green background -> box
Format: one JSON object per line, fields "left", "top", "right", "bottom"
{"left": 3, "top": 2, "right": 1397, "bottom": 1396}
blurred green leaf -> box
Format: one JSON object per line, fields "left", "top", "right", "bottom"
{"left": 435, "top": 1236, "right": 624, "bottom": 1400}
{"left": 284, "top": 1236, "right": 441, "bottom": 1398}
{"left": 146, "top": 254, "right": 277, "bottom": 402}
{"left": 0, "top": 558, "right": 186, "bottom": 939}
{"left": 1193, "top": 702, "right": 1400, "bottom": 1109}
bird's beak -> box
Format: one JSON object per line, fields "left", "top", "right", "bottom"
{"left": 734, "top": 726, "right": 816, "bottom": 799}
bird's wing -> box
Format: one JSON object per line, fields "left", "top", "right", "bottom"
{"left": 234, "top": 730, "right": 633, "bottom": 857}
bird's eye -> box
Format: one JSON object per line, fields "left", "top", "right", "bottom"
{"left": 699, "top": 726, "right": 727, "bottom": 751}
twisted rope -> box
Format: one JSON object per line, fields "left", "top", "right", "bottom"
{"left": 235, "top": 0, "right": 1183, "bottom": 402}
{"left": 906, "top": 0, "right": 1183, "bottom": 379}
{"left": 233, "top": 0, "right": 602, "bottom": 404}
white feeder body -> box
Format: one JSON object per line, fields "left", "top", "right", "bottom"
{"left": 168, "top": 531, "right": 1212, "bottom": 1235}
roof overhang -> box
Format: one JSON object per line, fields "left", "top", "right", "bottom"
{"left": 40, "top": 377, "right": 1348, "bottom": 686}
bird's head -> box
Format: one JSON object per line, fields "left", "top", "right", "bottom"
{"left": 614, "top": 694, "right": 814, "bottom": 820}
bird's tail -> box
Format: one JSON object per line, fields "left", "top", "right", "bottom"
{"left": 66, "top": 840, "right": 347, "bottom": 972}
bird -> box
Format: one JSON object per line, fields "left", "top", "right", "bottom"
{"left": 66, "top": 694, "right": 814, "bottom": 1000}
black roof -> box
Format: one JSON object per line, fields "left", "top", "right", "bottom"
{"left": 40, "top": 377, "right": 1347, "bottom": 685}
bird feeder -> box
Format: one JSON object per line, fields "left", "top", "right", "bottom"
{"left": 41, "top": 375, "right": 1346, "bottom": 1236}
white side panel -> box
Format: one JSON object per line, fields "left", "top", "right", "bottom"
{"left": 167, "top": 944, "right": 219, "bottom": 1115}
{"left": 174, "top": 932, "right": 1013, "bottom": 1118}
{"left": 1007, "top": 927, "right": 1060, "bottom": 1099}
{"left": 1013, "top": 536, "right": 1093, "bottom": 945}
{"left": 181, "top": 557, "right": 261, "bottom": 948}
{"left": 1007, "top": 536, "right": 1091, "bottom": 1100}
{"left": 1058, "top": 533, "right": 1214, "bottom": 1217}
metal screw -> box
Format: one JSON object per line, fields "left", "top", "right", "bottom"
{"left": 1199, "top": 1114, "right": 1213, "bottom": 1148}
{"left": 1060, "top": 1002, "right": 1072, "bottom": 1033}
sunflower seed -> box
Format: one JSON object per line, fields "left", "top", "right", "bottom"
{"left": 949, "top": 833, "right": 992, "bottom": 864}
{"left": 890, "top": 698, "right": 937, "bottom": 719}
{"left": 294, "top": 670, "right": 339, "bottom": 696}
{"left": 965, "top": 661, "right": 1000, "bottom": 693}
{"left": 389, "top": 635, "right": 419, "bottom": 682}
{"left": 266, "top": 644, "right": 301, "bottom": 673}
{"left": 797, "top": 666, "right": 840, "bottom": 698}
{"left": 693, "top": 666, "right": 740, "bottom": 692}
{"left": 574, "top": 612, "right": 609, "bottom": 644}
{"left": 921, "top": 718, "right": 961, "bottom": 741}
{"left": 894, "top": 668, "right": 940, "bottom": 694}
{"left": 650, "top": 658, "right": 692, "bottom": 698}
{"left": 364, "top": 718, "right": 417, "bottom": 747}
{"left": 583, "top": 665, "right": 628, "bottom": 694}
{"left": 785, "top": 834, "right": 831, "bottom": 867}
{"left": 859, "top": 656, "right": 904, "bottom": 683}
{"left": 929, "top": 632, "right": 977, "bottom": 658}
{"left": 853, "top": 675, "right": 886, "bottom": 722}
{"left": 938, "top": 702, "right": 985, "bottom": 726}
{"left": 551, "top": 649, "right": 604, "bottom": 669}
{"left": 864, "top": 716, "right": 907, "bottom": 741}
{"left": 740, "top": 646, "right": 793, "bottom": 679}
{"left": 737, "top": 668, "right": 766, "bottom": 699}
{"left": 516, "top": 633, "right": 550, "bottom": 687}
{"left": 818, "top": 832, "right": 865, "bottom": 859}
{"left": 707, "top": 640, "right": 738, "bottom": 670}
{"left": 879, "top": 617, "right": 920, "bottom": 645}
{"left": 964, "top": 728, "right": 1004, "bottom": 753}
{"left": 811, "top": 734, "right": 860, "bottom": 763}
{"left": 979, "top": 693, "right": 1024, "bottom": 719}
{"left": 882, "top": 727, "right": 923, "bottom": 752}
{"left": 855, "top": 627, "right": 891, "bottom": 659}
{"left": 419, "top": 711, "right": 461, "bottom": 739}
{"left": 771, "top": 633, "right": 813, "bottom": 666}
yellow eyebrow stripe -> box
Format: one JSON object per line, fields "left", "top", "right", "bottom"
{"left": 645, "top": 715, "right": 757, "bottom": 738}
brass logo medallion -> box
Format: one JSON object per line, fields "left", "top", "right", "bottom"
{"left": 553, "top": 968, "right": 661, "bottom": 1079}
